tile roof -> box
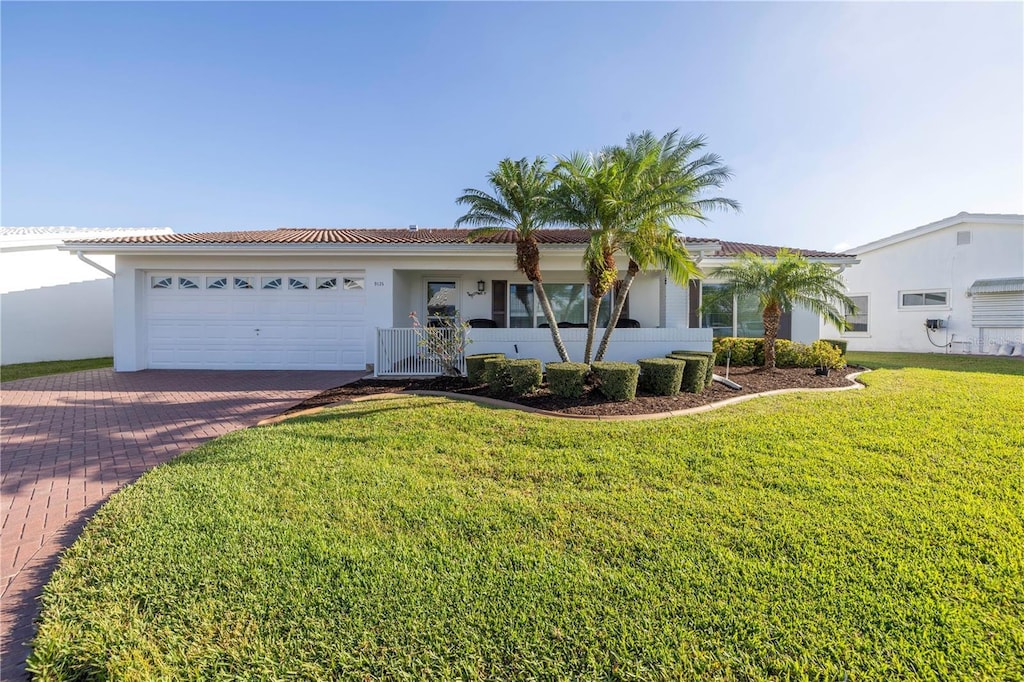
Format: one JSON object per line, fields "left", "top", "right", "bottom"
{"left": 715, "top": 240, "right": 854, "bottom": 259}
{"left": 63, "top": 227, "right": 854, "bottom": 258}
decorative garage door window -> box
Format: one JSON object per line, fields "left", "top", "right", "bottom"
{"left": 149, "top": 274, "right": 359, "bottom": 292}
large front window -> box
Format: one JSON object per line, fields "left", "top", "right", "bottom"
{"left": 508, "top": 283, "right": 612, "bottom": 327}
{"left": 701, "top": 283, "right": 765, "bottom": 337}
{"left": 701, "top": 284, "right": 734, "bottom": 338}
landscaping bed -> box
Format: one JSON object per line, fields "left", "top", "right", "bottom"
{"left": 287, "top": 365, "right": 861, "bottom": 417}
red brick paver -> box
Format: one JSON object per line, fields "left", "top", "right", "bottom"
{"left": 0, "top": 368, "right": 362, "bottom": 679}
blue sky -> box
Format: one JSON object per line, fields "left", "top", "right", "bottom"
{"left": 3, "top": 1, "right": 1022, "bottom": 251}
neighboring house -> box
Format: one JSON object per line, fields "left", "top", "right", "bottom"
{"left": 63, "top": 228, "right": 856, "bottom": 373}
{"left": 822, "top": 212, "right": 1024, "bottom": 354}
{"left": 0, "top": 226, "right": 173, "bottom": 364}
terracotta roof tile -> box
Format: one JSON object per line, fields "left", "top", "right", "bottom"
{"left": 65, "top": 227, "right": 854, "bottom": 258}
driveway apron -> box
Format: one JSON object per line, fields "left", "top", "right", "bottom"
{"left": 1, "top": 368, "right": 361, "bottom": 679}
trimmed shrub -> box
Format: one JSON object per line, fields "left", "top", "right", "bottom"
{"left": 591, "top": 362, "right": 640, "bottom": 401}
{"left": 712, "top": 337, "right": 821, "bottom": 368}
{"left": 823, "top": 339, "right": 848, "bottom": 356}
{"left": 711, "top": 337, "right": 764, "bottom": 366}
{"left": 637, "top": 358, "right": 685, "bottom": 396}
{"left": 667, "top": 353, "right": 709, "bottom": 393}
{"left": 466, "top": 353, "right": 505, "bottom": 384}
{"left": 545, "top": 362, "right": 590, "bottom": 398}
{"left": 808, "top": 340, "right": 846, "bottom": 370}
{"left": 485, "top": 358, "right": 542, "bottom": 397}
{"left": 704, "top": 351, "right": 717, "bottom": 388}
{"left": 774, "top": 340, "right": 808, "bottom": 368}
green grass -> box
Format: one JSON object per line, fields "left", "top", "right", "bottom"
{"left": 29, "top": 366, "right": 1024, "bottom": 680}
{"left": 1, "top": 357, "right": 113, "bottom": 382}
{"left": 847, "top": 350, "right": 1023, "bottom": 375}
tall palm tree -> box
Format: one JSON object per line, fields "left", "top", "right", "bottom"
{"left": 455, "top": 157, "right": 571, "bottom": 362}
{"left": 712, "top": 250, "right": 855, "bottom": 369}
{"left": 551, "top": 150, "right": 631, "bottom": 363}
{"left": 554, "top": 130, "right": 739, "bottom": 363}
{"left": 593, "top": 131, "right": 738, "bottom": 361}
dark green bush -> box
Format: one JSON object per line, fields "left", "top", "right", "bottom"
{"left": 545, "top": 362, "right": 590, "bottom": 399}
{"left": 704, "top": 351, "right": 717, "bottom": 388}
{"left": 823, "top": 339, "right": 848, "bottom": 356}
{"left": 591, "top": 362, "right": 640, "bottom": 401}
{"left": 668, "top": 354, "right": 709, "bottom": 393}
{"left": 483, "top": 358, "right": 507, "bottom": 393}
{"left": 485, "top": 358, "right": 542, "bottom": 397}
{"left": 466, "top": 353, "right": 505, "bottom": 384}
{"left": 637, "top": 358, "right": 685, "bottom": 396}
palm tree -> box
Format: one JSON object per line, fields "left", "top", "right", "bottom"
{"left": 553, "top": 131, "right": 739, "bottom": 363}
{"left": 712, "top": 250, "right": 855, "bottom": 369}
{"left": 550, "top": 150, "right": 630, "bottom": 363}
{"left": 593, "top": 131, "right": 738, "bottom": 361}
{"left": 455, "top": 157, "right": 571, "bottom": 362}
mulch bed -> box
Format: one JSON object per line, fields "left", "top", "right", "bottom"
{"left": 285, "top": 366, "right": 864, "bottom": 418}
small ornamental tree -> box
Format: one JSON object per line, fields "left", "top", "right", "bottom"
{"left": 409, "top": 311, "right": 470, "bottom": 376}
{"left": 712, "top": 250, "right": 854, "bottom": 369}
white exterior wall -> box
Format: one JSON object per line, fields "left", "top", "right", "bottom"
{"left": 1, "top": 228, "right": 170, "bottom": 364}
{"left": 107, "top": 248, "right": 700, "bottom": 371}
{"left": 823, "top": 218, "right": 1024, "bottom": 353}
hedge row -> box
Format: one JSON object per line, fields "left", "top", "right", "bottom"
{"left": 711, "top": 337, "right": 848, "bottom": 368}
{"left": 469, "top": 351, "right": 725, "bottom": 401}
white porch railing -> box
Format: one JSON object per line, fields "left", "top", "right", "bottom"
{"left": 375, "top": 327, "right": 467, "bottom": 377}
{"left": 375, "top": 326, "right": 713, "bottom": 376}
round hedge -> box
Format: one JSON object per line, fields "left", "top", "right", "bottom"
{"left": 466, "top": 353, "right": 505, "bottom": 384}
{"left": 545, "top": 362, "right": 590, "bottom": 398}
{"left": 667, "top": 354, "right": 709, "bottom": 394}
{"left": 591, "top": 362, "right": 640, "bottom": 401}
{"left": 637, "top": 358, "right": 684, "bottom": 396}
{"left": 485, "top": 358, "right": 542, "bottom": 397}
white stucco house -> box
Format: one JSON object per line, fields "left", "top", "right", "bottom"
{"left": 822, "top": 212, "right": 1024, "bottom": 354}
{"left": 0, "top": 226, "right": 172, "bottom": 364}
{"left": 62, "top": 227, "right": 856, "bottom": 373}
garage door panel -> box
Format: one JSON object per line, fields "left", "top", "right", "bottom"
{"left": 146, "top": 271, "right": 367, "bottom": 370}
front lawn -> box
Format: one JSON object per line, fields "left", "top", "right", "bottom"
{"left": 1, "top": 356, "right": 113, "bottom": 382}
{"left": 29, "top": 367, "right": 1023, "bottom": 679}
{"left": 847, "top": 350, "right": 1022, "bottom": 375}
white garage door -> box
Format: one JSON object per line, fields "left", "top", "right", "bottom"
{"left": 145, "top": 272, "right": 366, "bottom": 370}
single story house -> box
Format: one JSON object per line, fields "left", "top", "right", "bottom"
{"left": 821, "top": 212, "right": 1024, "bottom": 354}
{"left": 63, "top": 228, "right": 857, "bottom": 373}
{"left": 1, "top": 226, "right": 172, "bottom": 364}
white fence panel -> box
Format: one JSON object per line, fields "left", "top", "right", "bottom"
{"left": 375, "top": 327, "right": 467, "bottom": 377}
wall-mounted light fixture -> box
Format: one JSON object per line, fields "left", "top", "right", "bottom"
{"left": 467, "top": 280, "right": 487, "bottom": 297}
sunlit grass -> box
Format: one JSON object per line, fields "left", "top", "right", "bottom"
{"left": 29, "top": 365, "right": 1024, "bottom": 680}
{"left": 1, "top": 357, "right": 113, "bottom": 382}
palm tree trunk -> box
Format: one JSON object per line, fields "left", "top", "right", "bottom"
{"left": 533, "top": 280, "right": 571, "bottom": 362}
{"left": 762, "top": 301, "right": 781, "bottom": 369}
{"left": 583, "top": 295, "right": 602, "bottom": 364}
{"left": 593, "top": 262, "right": 640, "bottom": 362}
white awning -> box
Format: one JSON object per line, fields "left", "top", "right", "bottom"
{"left": 968, "top": 278, "right": 1024, "bottom": 295}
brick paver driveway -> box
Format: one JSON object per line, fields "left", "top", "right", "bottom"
{"left": 0, "top": 368, "right": 362, "bottom": 679}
